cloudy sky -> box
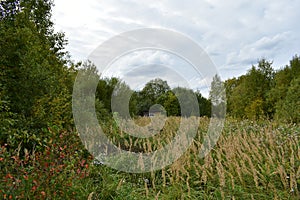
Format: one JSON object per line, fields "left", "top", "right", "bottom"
{"left": 52, "top": 0, "right": 300, "bottom": 95}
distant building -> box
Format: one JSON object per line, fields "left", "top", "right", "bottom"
{"left": 143, "top": 109, "right": 164, "bottom": 117}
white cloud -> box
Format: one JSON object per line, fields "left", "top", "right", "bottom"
{"left": 102, "top": 50, "right": 207, "bottom": 92}
{"left": 52, "top": 0, "right": 300, "bottom": 94}
{"left": 226, "top": 32, "right": 291, "bottom": 65}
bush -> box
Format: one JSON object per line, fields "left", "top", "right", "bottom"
{"left": 0, "top": 126, "right": 91, "bottom": 199}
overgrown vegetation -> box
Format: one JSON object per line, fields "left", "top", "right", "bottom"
{"left": 0, "top": 1, "right": 299, "bottom": 199}
{"left": 1, "top": 118, "right": 299, "bottom": 199}
{"left": 225, "top": 58, "right": 300, "bottom": 123}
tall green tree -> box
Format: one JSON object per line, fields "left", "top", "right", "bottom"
{"left": 96, "top": 77, "right": 120, "bottom": 112}
{"left": 268, "top": 56, "right": 300, "bottom": 122}
{"left": 195, "top": 90, "right": 211, "bottom": 117}
{"left": 209, "top": 74, "right": 226, "bottom": 118}
{"left": 136, "top": 78, "right": 170, "bottom": 115}
{"left": 226, "top": 59, "right": 274, "bottom": 119}
{"left": 227, "top": 75, "right": 247, "bottom": 118}
{"left": 111, "top": 80, "right": 135, "bottom": 119}
{"left": 163, "top": 91, "right": 180, "bottom": 116}
{"left": 172, "top": 87, "right": 199, "bottom": 117}
{"left": 224, "top": 77, "right": 239, "bottom": 115}
{"left": 0, "top": 0, "right": 72, "bottom": 148}
{"left": 275, "top": 77, "right": 300, "bottom": 123}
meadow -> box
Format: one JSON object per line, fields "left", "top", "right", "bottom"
{"left": 1, "top": 117, "right": 299, "bottom": 199}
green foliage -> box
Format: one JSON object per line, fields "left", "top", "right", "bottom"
{"left": 0, "top": 126, "right": 91, "bottom": 199}
{"left": 126, "top": 78, "right": 211, "bottom": 117}
{"left": 225, "top": 59, "right": 275, "bottom": 119}
{"left": 111, "top": 81, "right": 135, "bottom": 119}
{"left": 244, "top": 98, "right": 264, "bottom": 120}
{"left": 268, "top": 56, "right": 300, "bottom": 122}
{"left": 275, "top": 77, "right": 300, "bottom": 123}
{"left": 173, "top": 87, "right": 199, "bottom": 117}
{"left": 135, "top": 78, "right": 170, "bottom": 115}
{"left": 0, "top": 0, "right": 72, "bottom": 150}
{"left": 224, "top": 77, "right": 240, "bottom": 115}
{"left": 209, "top": 74, "right": 226, "bottom": 118}
{"left": 96, "top": 77, "right": 120, "bottom": 113}
{"left": 225, "top": 57, "right": 299, "bottom": 122}
{"left": 0, "top": 99, "right": 16, "bottom": 145}
{"left": 163, "top": 91, "right": 180, "bottom": 116}
{"left": 195, "top": 91, "right": 211, "bottom": 117}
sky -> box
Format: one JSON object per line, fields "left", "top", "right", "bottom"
{"left": 52, "top": 0, "right": 300, "bottom": 96}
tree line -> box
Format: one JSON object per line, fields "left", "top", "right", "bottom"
{"left": 94, "top": 56, "right": 300, "bottom": 124}
{"left": 94, "top": 76, "right": 211, "bottom": 118}
{"left": 223, "top": 58, "right": 300, "bottom": 123}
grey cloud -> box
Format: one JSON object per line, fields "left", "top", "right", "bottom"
{"left": 124, "top": 64, "right": 177, "bottom": 78}
{"left": 52, "top": 0, "right": 300, "bottom": 81}
{"left": 226, "top": 32, "right": 292, "bottom": 68}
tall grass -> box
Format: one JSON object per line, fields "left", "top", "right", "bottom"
{"left": 1, "top": 118, "right": 299, "bottom": 199}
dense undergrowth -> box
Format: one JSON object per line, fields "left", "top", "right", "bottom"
{"left": 1, "top": 117, "right": 299, "bottom": 199}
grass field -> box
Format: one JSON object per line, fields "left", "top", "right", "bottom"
{"left": 1, "top": 117, "right": 300, "bottom": 199}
